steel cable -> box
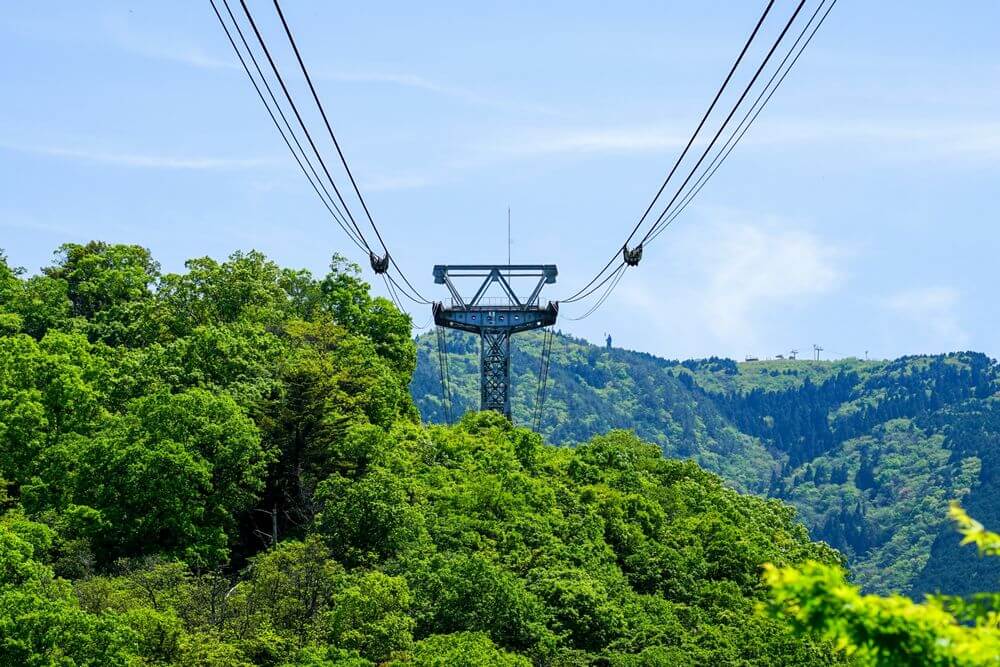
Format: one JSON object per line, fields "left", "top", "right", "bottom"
{"left": 639, "top": 0, "right": 808, "bottom": 245}
{"left": 234, "top": 0, "right": 373, "bottom": 248}
{"left": 562, "top": 263, "right": 627, "bottom": 321}
{"left": 271, "top": 0, "right": 432, "bottom": 305}
{"left": 435, "top": 326, "right": 454, "bottom": 424}
{"left": 209, "top": 0, "right": 367, "bottom": 252}
{"left": 562, "top": 0, "right": 813, "bottom": 317}
{"left": 646, "top": 0, "right": 837, "bottom": 245}
{"left": 533, "top": 328, "right": 555, "bottom": 432}
{"left": 560, "top": 0, "right": 777, "bottom": 303}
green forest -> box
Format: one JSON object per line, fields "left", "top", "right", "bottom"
{"left": 2, "top": 243, "right": 1000, "bottom": 665}
{"left": 412, "top": 332, "right": 1000, "bottom": 598}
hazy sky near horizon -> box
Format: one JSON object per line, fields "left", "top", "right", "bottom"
{"left": 1, "top": 1, "right": 998, "bottom": 361}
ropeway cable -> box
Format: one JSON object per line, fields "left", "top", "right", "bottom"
{"left": 645, "top": 0, "right": 838, "bottom": 245}
{"left": 560, "top": 0, "right": 778, "bottom": 304}
{"left": 271, "top": 0, "right": 432, "bottom": 305}
{"left": 209, "top": 0, "right": 367, "bottom": 252}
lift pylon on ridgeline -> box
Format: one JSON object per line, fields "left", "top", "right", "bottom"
{"left": 432, "top": 264, "right": 558, "bottom": 418}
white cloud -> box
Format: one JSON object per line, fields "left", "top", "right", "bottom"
{"left": 747, "top": 118, "right": 1000, "bottom": 161}
{"left": 363, "top": 173, "right": 439, "bottom": 192}
{"left": 469, "top": 116, "right": 1000, "bottom": 165}
{"left": 324, "top": 71, "right": 459, "bottom": 96}
{"left": 0, "top": 214, "right": 77, "bottom": 237}
{"left": 147, "top": 46, "right": 236, "bottom": 71}
{"left": 2, "top": 144, "right": 281, "bottom": 171}
{"left": 108, "top": 18, "right": 559, "bottom": 118}
{"left": 615, "top": 215, "right": 845, "bottom": 356}
{"left": 120, "top": 40, "right": 235, "bottom": 71}
{"left": 696, "top": 220, "right": 842, "bottom": 339}
{"left": 882, "top": 286, "right": 968, "bottom": 349}
{"left": 103, "top": 12, "right": 238, "bottom": 71}
{"left": 322, "top": 70, "right": 561, "bottom": 117}
{"left": 478, "top": 125, "right": 688, "bottom": 159}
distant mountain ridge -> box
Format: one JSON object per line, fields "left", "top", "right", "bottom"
{"left": 411, "top": 331, "right": 1000, "bottom": 595}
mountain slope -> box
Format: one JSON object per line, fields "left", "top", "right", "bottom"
{"left": 411, "top": 332, "right": 1000, "bottom": 595}
{"left": 412, "top": 331, "right": 778, "bottom": 492}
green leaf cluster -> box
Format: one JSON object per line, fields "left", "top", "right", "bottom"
{"left": 763, "top": 505, "right": 1000, "bottom": 665}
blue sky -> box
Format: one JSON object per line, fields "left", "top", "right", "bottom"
{"left": 1, "top": 1, "right": 998, "bottom": 361}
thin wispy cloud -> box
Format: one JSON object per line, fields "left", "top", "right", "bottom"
{"left": 106, "top": 19, "right": 1000, "bottom": 154}
{"left": 323, "top": 71, "right": 456, "bottom": 94}
{"left": 320, "top": 70, "right": 561, "bottom": 117}
{"left": 748, "top": 118, "right": 1000, "bottom": 161}
{"left": 108, "top": 19, "right": 559, "bottom": 117}
{"left": 882, "top": 286, "right": 969, "bottom": 349}
{"left": 104, "top": 13, "right": 237, "bottom": 71}
{"left": 139, "top": 45, "right": 236, "bottom": 71}
{"left": 474, "top": 125, "right": 689, "bottom": 160}
{"left": 472, "top": 116, "right": 1000, "bottom": 164}
{"left": 2, "top": 143, "right": 280, "bottom": 171}
{"left": 0, "top": 213, "right": 78, "bottom": 237}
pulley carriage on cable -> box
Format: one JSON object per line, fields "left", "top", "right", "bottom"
{"left": 622, "top": 244, "right": 643, "bottom": 267}
{"left": 369, "top": 251, "right": 390, "bottom": 274}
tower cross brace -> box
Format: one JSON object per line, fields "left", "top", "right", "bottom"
{"left": 432, "top": 264, "right": 558, "bottom": 418}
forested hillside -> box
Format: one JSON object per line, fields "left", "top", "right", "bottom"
{"left": 412, "top": 332, "right": 1000, "bottom": 596}
{"left": 0, "top": 243, "right": 849, "bottom": 665}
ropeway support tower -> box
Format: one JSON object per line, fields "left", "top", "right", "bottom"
{"left": 432, "top": 265, "right": 558, "bottom": 418}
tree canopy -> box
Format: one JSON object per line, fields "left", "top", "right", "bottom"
{"left": 0, "top": 243, "right": 851, "bottom": 665}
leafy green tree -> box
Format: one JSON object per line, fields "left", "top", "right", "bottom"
{"left": 281, "top": 645, "right": 371, "bottom": 667}
{"left": 0, "top": 517, "right": 138, "bottom": 666}
{"left": 0, "top": 244, "right": 868, "bottom": 665}
{"left": 44, "top": 242, "right": 159, "bottom": 319}
{"left": 763, "top": 503, "right": 1000, "bottom": 665}
{"left": 320, "top": 255, "right": 414, "bottom": 380}
{"left": 0, "top": 250, "right": 23, "bottom": 335}
{"left": 396, "top": 631, "right": 530, "bottom": 666}
{"left": 234, "top": 536, "right": 342, "bottom": 636}
{"left": 315, "top": 468, "right": 422, "bottom": 567}
{"left": 157, "top": 251, "right": 294, "bottom": 337}
{"left": 527, "top": 566, "right": 625, "bottom": 651}
{"left": 323, "top": 571, "right": 414, "bottom": 662}
{"left": 0, "top": 250, "right": 18, "bottom": 301}
{"left": 413, "top": 333, "right": 1000, "bottom": 597}
{"left": 0, "top": 331, "right": 106, "bottom": 486}
{"left": 10, "top": 274, "right": 77, "bottom": 339}
{"left": 267, "top": 321, "right": 412, "bottom": 529}
{"left": 409, "top": 552, "right": 554, "bottom": 658}
{"left": 42, "top": 241, "right": 160, "bottom": 345}
{"left": 0, "top": 249, "right": 78, "bottom": 339}
{"left": 72, "top": 388, "right": 268, "bottom": 566}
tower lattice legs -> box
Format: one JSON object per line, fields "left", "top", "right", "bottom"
{"left": 432, "top": 264, "right": 557, "bottom": 421}
{"left": 480, "top": 328, "right": 511, "bottom": 417}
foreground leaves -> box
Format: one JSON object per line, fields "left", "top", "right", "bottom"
{"left": 763, "top": 504, "right": 1000, "bottom": 665}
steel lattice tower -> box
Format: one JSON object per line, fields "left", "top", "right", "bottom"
{"left": 432, "top": 265, "right": 558, "bottom": 418}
